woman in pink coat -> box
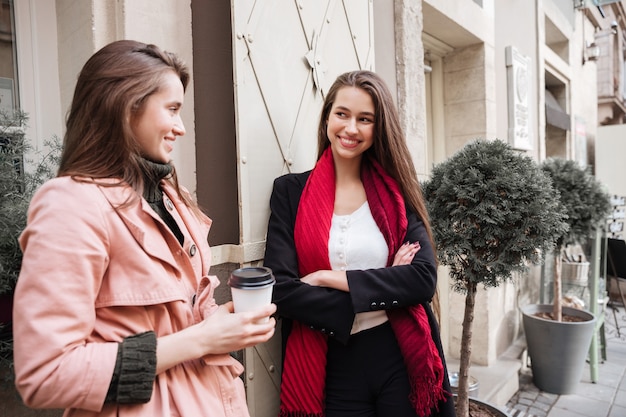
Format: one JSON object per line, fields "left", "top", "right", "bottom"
{"left": 12, "top": 40, "right": 276, "bottom": 417}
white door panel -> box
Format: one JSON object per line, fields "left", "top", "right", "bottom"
{"left": 231, "top": 1, "right": 374, "bottom": 415}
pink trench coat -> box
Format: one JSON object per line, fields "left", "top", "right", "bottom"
{"left": 13, "top": 177, "right": 250, "bottom": 417}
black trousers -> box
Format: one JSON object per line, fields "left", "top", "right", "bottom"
{"left": 325, "top": 321, "right": 420, "bottom": 417}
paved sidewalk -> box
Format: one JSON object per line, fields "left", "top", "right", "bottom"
{"left": 505, "top": 303, "right": 626, "bottom": 417}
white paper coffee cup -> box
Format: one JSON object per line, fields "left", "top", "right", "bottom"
{"left": 228, "top": 267, "right": 275, "bottom": 323}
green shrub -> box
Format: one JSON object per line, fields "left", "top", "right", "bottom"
{"left": 540, "top": 158, "right": 611, "bottom": 248}
{"left": 0, "top": 109, "right": 61, "bottom": 295}
{"left": 539, "top": 158, "right": 612, "bottom": 320}
{"left": 423, "top": 140, "right": 568, "bottom": 292}
{"left": 0, "top": 109, "right": 61, "bottom": 381}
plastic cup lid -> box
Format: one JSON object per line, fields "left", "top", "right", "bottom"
{"left": 228, "top": 266, "right": 275, "bottom": 288}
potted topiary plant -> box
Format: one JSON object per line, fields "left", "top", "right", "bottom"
{"left": 539, "top": 158, "right": 612, "bottom": 321}
{"left": 521, "top": 157, "right": 612, "bottom": 395}
{"left": 422, "top": 139, "right": 568, "bottom": 417}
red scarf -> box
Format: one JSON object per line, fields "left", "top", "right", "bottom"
{"left": 280, "top": 148, "right": 447, "bottom": 417}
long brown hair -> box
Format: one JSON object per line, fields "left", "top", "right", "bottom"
{"left": 59, "top": 40, "right": 198, "bottom": 212}
{"left": 317, "top": 70, "right": 434, "bottom": 246}
{"left": 317, "top": 70, "right": 440, "bottom": 318}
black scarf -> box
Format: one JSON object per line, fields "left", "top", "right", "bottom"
{"left": 140, "top": 158, "right": 184, "bottom": 245}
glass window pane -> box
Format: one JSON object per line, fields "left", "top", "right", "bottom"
{"left": 0, "top": 0, "right": 17, "bottom": 112}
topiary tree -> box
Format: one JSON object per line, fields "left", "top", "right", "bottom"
{"left": 422, "top": 139, "right": 568, "bottom": 417}
{"left": 539, "top": 158, "right": 612, "bottom": 322}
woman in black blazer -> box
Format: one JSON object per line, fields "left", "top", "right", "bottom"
{"left": 264, "top": 70, "right": 456, "bottom": 417}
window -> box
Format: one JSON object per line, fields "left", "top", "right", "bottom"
{"left": 0, "top": 0, "right": 17, "bottom": 114}
{"left": 0, "top": 0, "right": 22, "bottom": 191}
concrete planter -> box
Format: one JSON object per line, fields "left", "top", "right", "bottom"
{"left": 521, "top": 304, "right": 596, "bottom": 395}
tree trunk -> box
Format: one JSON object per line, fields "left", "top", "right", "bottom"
{"left": 552, "top": 248, "right": 563, "bottom": 321}
{"left": 455, "top": 280, "right": 477, "bottom": 417}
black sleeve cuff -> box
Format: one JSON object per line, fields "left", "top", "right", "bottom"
{"left": 105, "top": 331, "right": 157, "bottom": 404}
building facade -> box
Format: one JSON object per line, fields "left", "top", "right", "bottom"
{"left": 2, "top": 0, "right": 620, "bottom": 415}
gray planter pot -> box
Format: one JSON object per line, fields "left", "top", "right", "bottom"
{"left": 521, "top": 304, "right": 596, "bottom": 395}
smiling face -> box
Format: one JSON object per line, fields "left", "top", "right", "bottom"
{"left": 131, "top": 71, "right": 186, "bottom": 163}
{"left": 326, "top": 86, "right": 375, "bottom": 164}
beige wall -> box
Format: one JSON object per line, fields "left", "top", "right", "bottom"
{"left": 13, "top": 0, "right": 63, "bottom": 161}
{"left": 424, "top": 0, "right": 600, "bottom": 369}
{"left": 55, "top": 0, "right": 197, "bottom": 193}
{"left": 569, "top": 6, "right": 599, "bottom": 165}
{"left": 423, "top": 0, "right": 495, "bottom": 159}
{"left": 494, "top": 1, "right": 539, "bottom": 158}
{"left": 14, "top": 0, "right": 197, "bottom": 191}
{"left": 597, "top": 124, "right": 626, "bottom": 197}
{"left": 424, "top": 0, "right": 527, "bottom": 368}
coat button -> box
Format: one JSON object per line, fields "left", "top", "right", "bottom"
{"left": 370, "top": 302, "right": 377, "bottom": 309}
{"left": 189, "top": 244, "right": 197, "bottom": 256}
{"left": 392, "top": 300, "right": 399, "bottom": 306}
{"left": 379, "top": 301, "right": 386, "bottom": 307}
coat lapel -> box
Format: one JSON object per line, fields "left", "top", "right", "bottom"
{"left": 161, "top": 182, "right": 213, "bottom": 276}
{"left": 97, "top": 183, "right": 181, "bottom": 271}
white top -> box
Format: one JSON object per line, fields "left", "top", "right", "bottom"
{"left": 329, "top": 202, "right": 389, "bottom": 334}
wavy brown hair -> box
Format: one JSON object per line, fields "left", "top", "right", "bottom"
{"left": 317, "top": 70, "right": 433, "bottom": 244}
{"left": 59, "top": 40, "right": 199, "bottom": 213}
{"left": 317, "top": 70, "right": 440, "bottom": 317}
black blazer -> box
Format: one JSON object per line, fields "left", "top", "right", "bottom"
{"left": 263, "top": 171, "right": 457, "bottom": 417}
{"left": 265, "top": 170, "right": 438, "bottom": 340}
